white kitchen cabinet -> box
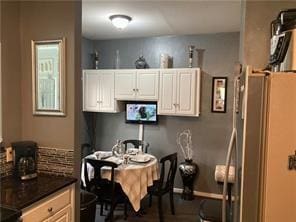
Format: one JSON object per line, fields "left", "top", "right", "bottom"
{"left": 158, "top": 69, "right": 177, "bottom": 114}
{"left": 83, "top": 68, "right": 201, "bottom": 117}
{"left": 114, "top": 70, "right": 137, "bottom": 100}
{"left": 136, "top": 70, "right": 159, "bottom": 100}
{"left": 115, "top": 69, "right": 159, "bottom": 100}
{"left": 158, "top": 68, "right": 200, "bottom": 116}
{"left": 83, "top": 70, "right": 120, "bottom": 112}
{"left": 22, "top": 185, "right": 75, "bottom": 222}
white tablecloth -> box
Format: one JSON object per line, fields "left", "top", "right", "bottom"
{"left": 81, "top": 154, "right": 159, "bottom": 211}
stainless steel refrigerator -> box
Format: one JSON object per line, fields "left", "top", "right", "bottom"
{"left": 222, "top": 66, "right": 296, "bottom": 222}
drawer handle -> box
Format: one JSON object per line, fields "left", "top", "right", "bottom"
{"left": 48, "top": 207, "right": 53, "bottom": 213}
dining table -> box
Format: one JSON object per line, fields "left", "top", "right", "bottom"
{"left": 81, "top": 151, "right": 159, "bottom": 212}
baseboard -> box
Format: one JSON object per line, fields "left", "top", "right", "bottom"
{"left": 173, "top": 188, "right": 223, "bottom": 200}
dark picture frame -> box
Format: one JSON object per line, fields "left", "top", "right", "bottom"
{"left": 211, "top": 77, "right": 228, "bottom": 113}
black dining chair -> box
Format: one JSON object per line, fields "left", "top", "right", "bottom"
{"left": 122, "top": 139, "right": 150, "bottom": 153}
{"left": 84, "top": 158, "right": 128, "bottom": 221}
{"left": 148, "top": 153, "right": 178, "bottom": 222}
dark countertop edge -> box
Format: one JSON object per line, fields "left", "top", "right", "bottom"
{"left": 19, "top": 176, "right": 77, "bottom": 210}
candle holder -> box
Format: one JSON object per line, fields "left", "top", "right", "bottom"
{"left": 93, "top": 51, "right": 99, "bottom": 69}
{"left": 188, "top": 45, "right": 195, "bottom": 68}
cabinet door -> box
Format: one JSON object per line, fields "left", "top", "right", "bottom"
{"left": 136, "top": 70, "right": 159, "bottom": 100}
{"left": 176, "top": 69, "right": 196, "bottom": 115}
{"left": 83, "top": 71, "right": 100, "bottom": 112}
{"left": 158, "top": 70, "right": 177, "bottom": 114}
{"left": 49, "top": 205, "right": 71, "bottom": 222}
{"left": 115, "top": 70, "right": 137, "bottom": 100}
{"left": 99, "top": 70, "right": 115, "bottom": 112}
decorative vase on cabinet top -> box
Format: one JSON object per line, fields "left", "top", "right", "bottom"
{"left": 135, "top": 56, "right": 149, "bottom": 69}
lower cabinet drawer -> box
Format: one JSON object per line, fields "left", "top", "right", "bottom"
{"left": 22, "top": 188, "right": 71, "bottom": 222}
{"left": 49, "top": 205, "right": 71, "bottom": 222}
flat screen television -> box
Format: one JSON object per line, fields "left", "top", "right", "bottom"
{"left": 126, "top": 102, "right": 158, "bottom": 124}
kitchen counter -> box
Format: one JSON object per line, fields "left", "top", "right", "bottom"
{"left": 0, "top": 174, "right": 77, "bottom": 211}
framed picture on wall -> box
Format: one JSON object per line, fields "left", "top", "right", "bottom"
{"left": 211, "top": 77, "right": 228, "bottom": 113}
{"left": 31, "top": 38, "right": 66, "bottom": 116}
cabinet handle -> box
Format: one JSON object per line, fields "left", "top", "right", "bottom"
{"left": 48, "top": 207, "right": 53, "bottom": 212}
{"left": 136, "top": 88, "right": 139, "bottom": 92}
{"left": 133, "top": 89, "right": 135, "bottom": 91}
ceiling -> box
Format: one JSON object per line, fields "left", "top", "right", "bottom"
{"left": 82, "top": 0, "right": 241, "bottom": 40}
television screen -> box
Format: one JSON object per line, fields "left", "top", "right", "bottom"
{"left": 126, "top": 102, "right": 158, "bottom": 124}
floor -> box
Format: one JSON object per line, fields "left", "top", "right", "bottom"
{"left": 95, "top": 193, "right": 203, "bottom": 222}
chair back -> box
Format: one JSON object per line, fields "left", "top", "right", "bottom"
{"left": 122, "top": 139, "right": 149, "bottom": 153}
{"left": 84, "top": 158, "right": 118, "bottom": 203}
{"left": 158, "top": 153, "right": 178, "bottom": 192}
{"left": 81, "top": 143, "right": 92, "bottom": 159}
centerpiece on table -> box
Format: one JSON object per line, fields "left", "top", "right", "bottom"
{"left": 177, "top": 129, "right": 199, "bottom": 200}
{"left": 112, "top": 140, "right": 124, "bottom": 158}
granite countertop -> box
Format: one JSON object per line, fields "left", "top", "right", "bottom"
{"left": 0, "top": 174, "right": 77, "bottom": 210}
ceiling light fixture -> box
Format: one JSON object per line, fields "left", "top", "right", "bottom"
{"left": 109, "top": 14, "right": 132, "bottom": 30}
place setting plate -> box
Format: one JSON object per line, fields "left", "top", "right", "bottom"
{"left": 129, "top": 155, "right": 151, "bottom": 163}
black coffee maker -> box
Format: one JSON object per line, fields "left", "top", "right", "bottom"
{"left": 12, "top": 141, "right": 38, "bottom": 180}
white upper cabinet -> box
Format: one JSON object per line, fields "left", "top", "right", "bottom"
{"left": 158, "top": 69, "right": 177, "bottom": 114}
{"left": 83, "top": 68, "right": 201, "bottom": 117}
{"left": 99, "top": 71, "right": 116, "bottom": 112}
{"left": 83, "top": 70, "right": 100, "bottom": 111}
{"left": 115, "top": 69, "right": 159, "bottom": 101}
{"left": 176, "top": 69, "right": 196, "bottom": 115}
{"left": 83, "top": 70, "right": 119, "bottom": 113}
{"left": 158, "top": 68, "right": 201, "bottom": 117}
{"left": 136, "top": 70, "right": 159, "bottom": 100}
{"left": 114, "top": 70, "right": 137, "bottom": 100}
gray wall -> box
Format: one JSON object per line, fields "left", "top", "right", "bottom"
{"left": 81, "top": 38, "right": 95, "bottom": 148}
{"left": 240, "top": 0, "right": 296, "bottom": 69}
{"left": 82, "top": 37, "right": 94, "bottom": 70}
{"left": 82, "top": 32, "right": 240, "bottom": 194}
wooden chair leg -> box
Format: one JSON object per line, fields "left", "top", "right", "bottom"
{"left": 124, "top": 201, "right": 128, "bottom": 220}
{"left": 149, "top": 193, "right": 153, "bottom": 207}
{"left": 109, "top": 204, "right": 114, "bottom": 222}
{"left": 169, "top": 190, "right": 175, "bottom": 215}
{"left": 158, "top": 196, "right": 164, "bottom": 222}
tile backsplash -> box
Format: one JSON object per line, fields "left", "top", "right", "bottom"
{"left": 37, "top": 147, "right": 74, "bottom": 177}
{"left": 0, "top": 146, "right": 74, "bottom": 178}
